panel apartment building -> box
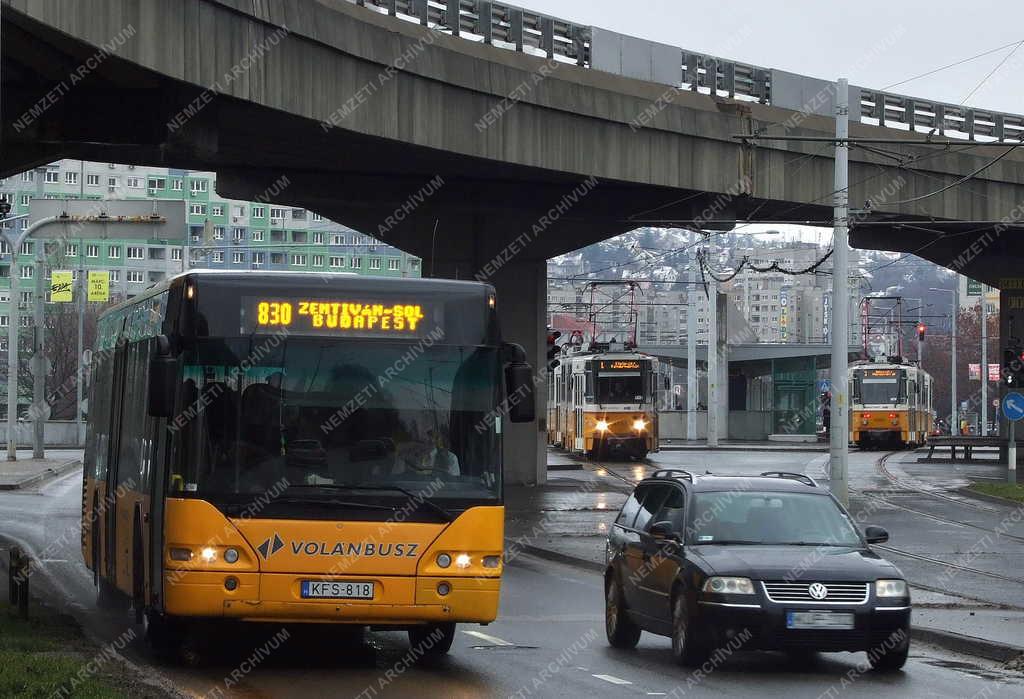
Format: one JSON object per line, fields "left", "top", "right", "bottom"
{"left": 0, "top": 160, "right": 422, "bottom": 326}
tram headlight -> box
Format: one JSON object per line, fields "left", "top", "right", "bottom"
{"left": 596, "top": 420, "right": 609, "bottom": 432}
{"left": 200, "top": 547, "right": 218, "bottom": 563}
{"left": 632, "top": 419, "right": 647, "bottom": 431}
{"left": 224, "top": 548, "right": 239, "bottom": 564}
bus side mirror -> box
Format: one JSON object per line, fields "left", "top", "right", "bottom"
{"left": 148, "top": 336, "right": 177, "bottom": 418}
{"left": 502, "top": 343, "right": 536, "bottom": 424}
{"left": 505, "top": 363, "right": 536, "bottom": 423}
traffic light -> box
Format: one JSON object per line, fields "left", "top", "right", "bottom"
{"left": 546, "top": 329, "right": 562, "bottom": 369}
{"left": 916, "top": 323, "right": 926, "bottom": 341}
{"left": 1004, "top": 347, "right": 1024, "bottom": 387}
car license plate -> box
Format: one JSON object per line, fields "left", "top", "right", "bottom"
{"left": 786, "top": 611, "right": 855, "bottom": 630}
{"left": 300, "top": 581, "right": 374, "bottom": 600}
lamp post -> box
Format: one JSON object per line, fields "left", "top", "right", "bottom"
{"left": 3, "top": 216, "right": 63, "bottom": 460}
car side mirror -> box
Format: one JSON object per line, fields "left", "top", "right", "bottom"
{"left": 649, "top": 521, "right": 681, "bottom": 543}
{"left": 147, "top": 336, "right": 177, "bottom": 418}
{"left": 864, "top": 525, "right": 889, "bottom": 544}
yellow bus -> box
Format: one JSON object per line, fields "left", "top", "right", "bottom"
{"left": 81, "top": 271, "right": 534, "bottom": 654}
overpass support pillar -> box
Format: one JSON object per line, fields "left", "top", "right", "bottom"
{"left": 433, "top": 256, "right": 547, "bottom": 486}
{"left": 490, "top": 259, "right": 547, "bottom": 485}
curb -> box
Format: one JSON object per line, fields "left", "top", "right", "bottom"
{"left": 513, "top": 541, "right": 1024, "bottom": 663}
{"left": 510, "top": 541, "right": 604, "bottom": 573}
{"left": 547, "top": 463, "right": 584, "bottom": 471}
{"left": 912, "top": 626, "right": 1024, "bottom": 663}
{"left": 956, "top": 486, "right": 1024, "bottom": 509}
{"left": 659, "top": 446, "right": 828, "bottom": 453}
{"left": 0, "top": 459, "right": 81, "bottom": 491}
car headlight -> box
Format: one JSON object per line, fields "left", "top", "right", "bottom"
{"left": 702, "top": 576, "right": 755, "bottom": 595}
{"left": 632, "top": 419, "right": 646, "bottom": 431}
{"left": 596, "top": 420, "right": 609, "bottom": 432}
{"left": 875, "top": 579, "right": 908, "bottom": 598}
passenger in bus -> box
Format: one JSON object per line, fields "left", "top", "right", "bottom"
{"left": 391, "top": 425, "right": 460, "bottom": 476}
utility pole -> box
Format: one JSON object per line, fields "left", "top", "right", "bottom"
{"left": 830, "top": 78, "right": 850, "bottom": 506}
{"left": 76, "top": 236, "right": 85, "bottom": 445}
{"left": 32, "top": 244, "right": 45, "bottom": 458}
{"left": 707, "top": 249, "right": 719, "bottom": 448}
{"left": 981, "top": 285, "right": 988, "bottom": 436}
{"left": 687, "top": 245, "right": 697, "bottom": 441}
{"left": 952, "top": 278, "right": 959, "bottom": 433}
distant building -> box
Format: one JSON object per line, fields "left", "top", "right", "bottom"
{"left": 0, "top": 160, "right": 422, "bottom": 319}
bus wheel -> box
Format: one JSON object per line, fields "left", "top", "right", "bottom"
{"left": 408, "top": 623, "right": 456, "bottom": 659}
{"left": 144, "top": 611, "right": 182, "bottom": 657}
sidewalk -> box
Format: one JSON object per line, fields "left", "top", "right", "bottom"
{"left": 0, "top": 450, "right": 82, "bottom": 490}
{"left": 659, "top": 440, "right": 827, "bottom": 453}
{"left": 506, "top": 464, "right": 1024, "bottom": 664}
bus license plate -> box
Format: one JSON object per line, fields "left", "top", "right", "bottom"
{"left": 301, "top": 581, "right": 375, "bottom": 600}
{"left": 787, "top": 611, "right": 855, "bottom": 629}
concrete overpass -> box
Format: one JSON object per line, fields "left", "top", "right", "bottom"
{"left": 4, "top": 0, "right": 1024, "bottom": 482}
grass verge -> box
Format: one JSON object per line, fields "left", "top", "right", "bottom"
{"left": 0, "top": 599, "right": 154, "bottom": 698}
{"left": 969, "top": 482, "right": 1024, "bottom": 504}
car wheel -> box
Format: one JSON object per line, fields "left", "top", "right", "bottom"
{"left": 671, "top": 593, "right": 707, "bottom": 666}
{"left": 868, "top": 636, "right": 909, "bottom": 672}
{"left": 605, "top": 576, "right": 641, "bottom": 649}
{"left": 408, "top": 623, "right": 456, "bottom": 659}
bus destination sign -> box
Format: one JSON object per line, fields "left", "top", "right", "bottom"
{"left": 243, "top": 298, "right": 434, "bottom": 337}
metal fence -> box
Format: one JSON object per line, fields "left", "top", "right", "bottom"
{"left": 347, "top": 0, "right": 1024, "bottom": 142}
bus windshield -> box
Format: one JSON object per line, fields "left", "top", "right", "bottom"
{"left": 172, "top": 338, "right": 502, "bottom": 504}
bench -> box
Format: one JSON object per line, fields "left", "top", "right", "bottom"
{"left": 923, "top": 436, "right": 1006, "bottom": 462}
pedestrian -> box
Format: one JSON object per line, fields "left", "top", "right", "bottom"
{"left": 822, "top": 405, "right": 831, "bottom": 435}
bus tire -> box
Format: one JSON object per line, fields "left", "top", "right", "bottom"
{"left": 408, "top": 623, "right": 455, "bottom": 659}
{"left": 144, "top": 611, "right": 182, "bottom": 657}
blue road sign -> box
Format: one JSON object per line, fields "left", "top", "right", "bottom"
{"left": 1003, "top": 392, "right": 1024, "bottom": 422}
{"left": 818, "top": 380, "right": 831, "bottom": 393}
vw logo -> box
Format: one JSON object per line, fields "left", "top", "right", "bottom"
{"left": 809, "top": 583, "right": 829, "bottom": 600}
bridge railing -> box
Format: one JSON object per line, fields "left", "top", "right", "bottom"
{"left": 346, "top": 0, "right": 1024, "bottom": 142}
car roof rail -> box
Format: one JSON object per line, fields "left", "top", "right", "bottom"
{"left": 649, "top": 469, "right": 695, "bottom": 482}
{"left": 759, "top": 471, "right": 819, "bottom": 487}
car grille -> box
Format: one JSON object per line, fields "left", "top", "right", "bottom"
{"left": 762, "top": 581, "right": 869, "bottom": 604}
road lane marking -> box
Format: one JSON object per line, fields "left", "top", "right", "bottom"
{"left": 461, "top": 630, "right": 514, "bottom": 646}
{"left": 593, "top": 674, "right": 632, "bottom": 685}
{"left": 40, "top": 559, "right": 68, "bottom": 563}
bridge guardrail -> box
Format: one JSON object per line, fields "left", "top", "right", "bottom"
{"left": 347, "top": 0, "right": 1024, "bottom": 142}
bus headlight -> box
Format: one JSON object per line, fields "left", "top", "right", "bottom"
{"left": 632, "top": 419, "right": 647, "bottom": 431}
{"left": 596, "top": 420, "right": 609, "bottom": 432}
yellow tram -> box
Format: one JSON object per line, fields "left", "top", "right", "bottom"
{"left": 547, "top": 345, "right": 662, "bottom": 460}
{"left": 849, "top": 359, "right": 934, "bottom": 449}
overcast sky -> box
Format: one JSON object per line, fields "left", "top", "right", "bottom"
{"left": 526, "top": 1, "right": 1023, "bottom": 115}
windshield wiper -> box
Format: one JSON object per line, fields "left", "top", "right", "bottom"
{"left": 293, "top": 484, "right": 453, "bottom": 522}
{"left": 274, "top": 495, "right": 395, "bottom": 511}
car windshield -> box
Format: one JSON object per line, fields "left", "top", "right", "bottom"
{"left": 170, "top": 338, "right": 502, "bottom": 503}
{"left": 689, "top": 491, "right": 862, "bottom": 546}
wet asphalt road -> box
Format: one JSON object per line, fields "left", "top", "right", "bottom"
{"left": 2, "top": 457, "right": 1022, "bottom": 698}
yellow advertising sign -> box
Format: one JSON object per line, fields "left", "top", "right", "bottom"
{"left": 87, "top": 270, "right": 109, "bottom": 302}
{"left": 50, "top": 271, "right": 73, "bottom": 302}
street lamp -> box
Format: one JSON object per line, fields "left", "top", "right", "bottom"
{"left": 930, "top": 285, "right": 959, "bottom": 433}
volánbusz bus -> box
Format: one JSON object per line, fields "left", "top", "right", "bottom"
{"left": 82, "top": 271, "right": 534, "bottom": 654}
